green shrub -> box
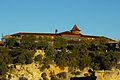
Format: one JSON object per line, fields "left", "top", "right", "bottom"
{"left": 57, "top": 72, "right": 67, "bottom": 79}
{"left": 41, "top": 73, "right": 49, "bottom": 80}
{"left": 19, "top": 76, "right": 28, "bottom": 80}
{"left": 34, "top": 54, "right": 43, "bottom": 64}
{"left": 50, "top": 75, "right": 58, "bottom": 80}
{"left": 40, "top": 64, "right": 50, "bottom": 71}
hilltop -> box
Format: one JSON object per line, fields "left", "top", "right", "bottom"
{"left": 0, "top": 35, "right": 120, "bottom": 80}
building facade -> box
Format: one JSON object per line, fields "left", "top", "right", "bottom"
{"left": 5, "top": 24, "right": 102, "bottom": 41}
{"left": 3, "top": 24, "right": 116, "bottom": 46}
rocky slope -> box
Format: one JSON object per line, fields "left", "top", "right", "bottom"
{"left": 3, "top": 50, "right": 120, "bottom": 80}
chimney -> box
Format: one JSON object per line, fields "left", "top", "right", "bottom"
{"left": 55, "top": 29, "right": 58, "bottom": 34}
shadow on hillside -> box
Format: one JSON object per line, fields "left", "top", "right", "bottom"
{"left": 70, "top": 76, "right": 97, "bottom": 80}
{"left": 70, "top": 69, "right": 97, "bottom": 80}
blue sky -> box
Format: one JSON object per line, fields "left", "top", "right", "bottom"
{"left": 0, "top": 0, "right": 120, "bottom": 40}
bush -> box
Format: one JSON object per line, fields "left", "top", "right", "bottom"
{"left": 34, "top": 54, "right": 43, "bottom": 64}
{"left": 40, "top": 64, "right": 50, "bottom": 71}
{"left": 19, "top": 76, "right": 28, "bottom": 80}
{"left": 116, "top": 64, "right": 120, "bottom": 70}
{"left": 57, "top": 72, "right": 67, "bottom": 79}
{"left": 0, "top": 62, "right": 8, "bottom": 75}
{"left": 0, "top": 77, "right": 7, "bottom": 80}
{"left": 50, "top": 76, "right": 58, "bottom": 80}
{"left": 41, "top": 73, "right": 49, "bottom": 80}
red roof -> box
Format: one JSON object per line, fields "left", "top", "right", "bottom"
{"left": 71, "top": 24, "right": 80, "bottom": 31}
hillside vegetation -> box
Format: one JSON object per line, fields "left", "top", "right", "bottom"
{"left": 0, "top": 36, "right": 120, "bottom": 80}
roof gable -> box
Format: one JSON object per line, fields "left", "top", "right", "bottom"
{"left": 71, "top": 24, "right": 80, "bottom": 31}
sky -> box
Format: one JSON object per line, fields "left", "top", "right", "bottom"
{"left": 0, "top": 0, "right": 120, "bottom": 40}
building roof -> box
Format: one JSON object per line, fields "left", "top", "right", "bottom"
{"left": 59, "top": 31, "right": 71, "bottom": 34}
{"left": 11, "top": 32, "right": 58, "bottom": 36}
{"left": 81, "top": 34, "right": 100, "bottom": 38}
{"left": 59, "top": 31, "right": 82, "bottom": 36}
{"left": 71, "top": 24, "right": 80, "bottom": 31}
{"left": 8, "top": 24, "right": 114, "bottom": 42}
